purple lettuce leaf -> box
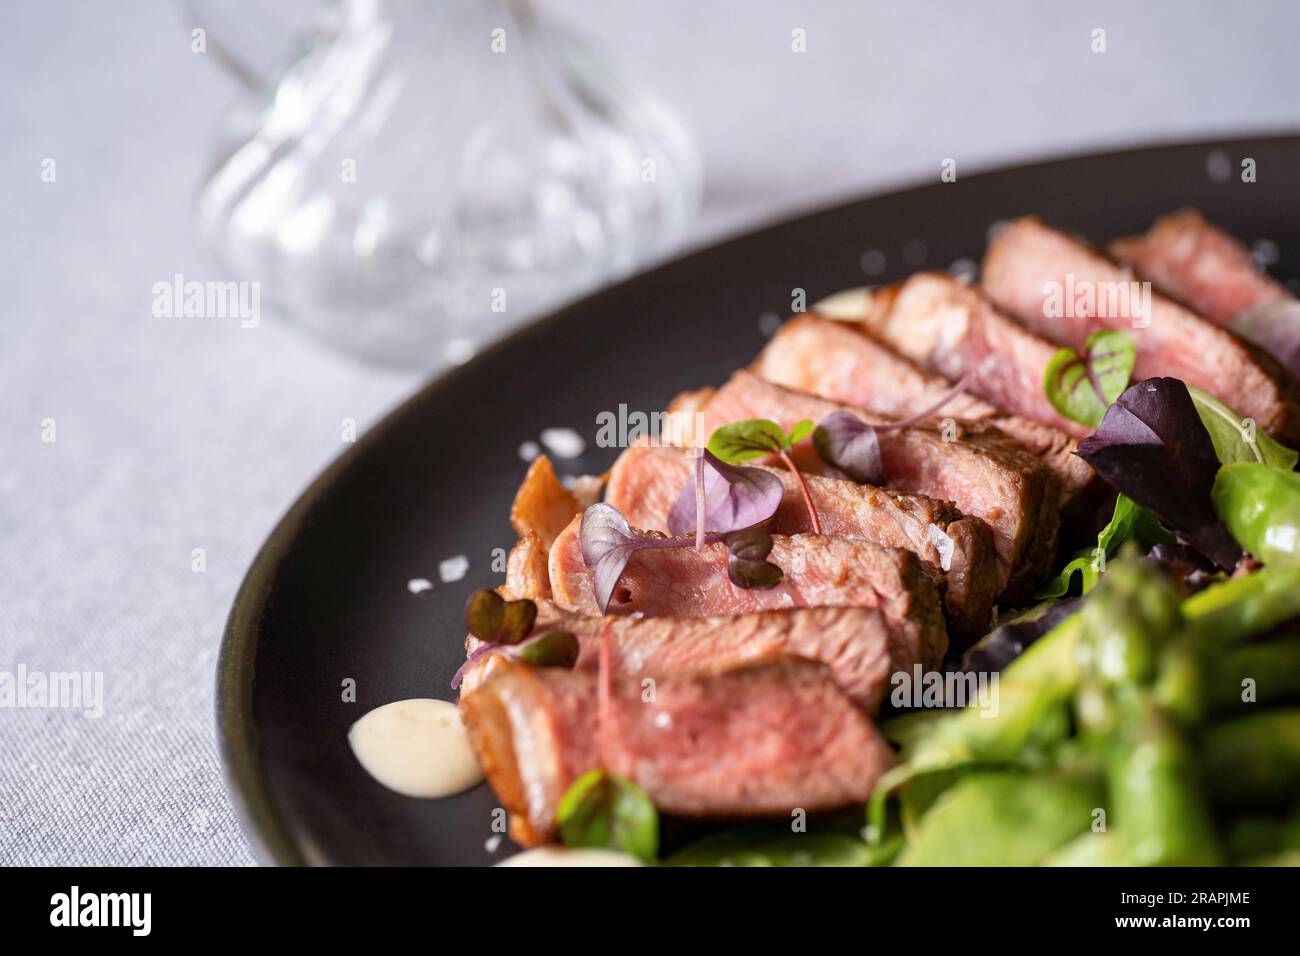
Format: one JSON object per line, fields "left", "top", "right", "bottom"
{"left": 1075, "top": 377, "right": 1242, "bottom": 570}
{"left": 665, "top": 451, "right": 784, "bottom": 536}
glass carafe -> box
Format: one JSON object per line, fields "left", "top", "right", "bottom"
{"left": 190, "top": 0, "right": 700, "bottom": 366}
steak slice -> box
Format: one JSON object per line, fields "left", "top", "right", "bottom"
{"left": 753, "top": 312, "right": 1094, "bottom": 506}
{"left": 461, "top": 656, "right": 896, "bottom": 846}
{"left": 816, "top": 273, "right": 1090, "bottom": 438}
{"left": 983, "top": 216, "right": 1300, "bottom": 443}
{"left": 688, "top": 370, "right": 1057, "bottom": 602}
{"left": 605, "top": 443, "right": 996, "bottom": 644}
{"left": 461, "top": 602, "right": 895, "bottom": 709}
{"left": 548, "top": 513, "right": 948, "bottom": 668}
{"left": 1110, "top": 209, "right": 1292, "bottom": 326}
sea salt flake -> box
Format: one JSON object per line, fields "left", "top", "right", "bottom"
{"left": 439, "top": 555, "right": 469, "bottom": 582}
{"left": 407, "top": 578, "right": 434, "bottom": 594}
{"left": 517, "top": 440, "right": 541, "bottom": 462}
{"left": 926, "top": 524, "right": 955, "bottom": 572}
{"left": 540, "top": 427, "right": 585, "bottom": 459}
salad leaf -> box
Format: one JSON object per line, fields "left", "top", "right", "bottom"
{"left": 556, "top": 768, "right": 658, "bottom": 862}
{"left": 665, "top": 451, "right": 783, "bottom": 536}
{"left": 1188, "top": 386, "right": 1299, "bottom": 469}
{"left": 1076, "top": 377, "right": 1242, "bottom": 570}
{"left": 812, "top": 411, "right": 883, "bottom": 484}
{"left": 959, "top": 597, "right": 1081, "bottom": 672}
{"left": 1212, "top": 462, "right": 1300, "bottom": 566}
{"left": 1043, "top": 330, "right": 1136, "bottom": 428}
{"left": 1035, "top": 494, "right": 1171, "bottom": 599}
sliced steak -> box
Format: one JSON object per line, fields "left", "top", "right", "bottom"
{"left": 548, "top": 513, "right": 948, "bottom": 668}
{"left": 983, "top": 216, "right": 1300, "bottom": 443}
{"left": 753, "top": 312, "right": 1094, "bottom": 506}
{"left": 461, "top": 656, "right": 896, "bottom": 846}
{"left": 1110, "top": 209, "right": 1291, "bottom": 326}
{"left": 462, "top": 602, "right": 895, "bottom": 709}
{"left": 689, "top": 370, "right": 1057, "bottom": 602}
{"left": 605, "top": 443, "right": 996, "bottom": 644}
{"left": 817, "top": 273, "right": 1090, "bottom": 438}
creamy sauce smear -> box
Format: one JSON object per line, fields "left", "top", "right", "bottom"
{"left": 496, "top": 847, "right": 645, "bottom": 867}
{"left": 348, "top": 698, "right": 483, "bottom": 798}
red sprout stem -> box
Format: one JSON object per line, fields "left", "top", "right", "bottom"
{"left": 778, "top": 448, "right": 821, "bottom": 535}
{"left": 451, "top": 642, "right": 499, "bottom": 690}
{"left": 694, "top": 450, "right": 706, "bottom": 552}
{"left": 598, "top": 621, "right": 613, "bottom": 766}
{"left": 877, "top": 373, "right": 972, "bottom": 432}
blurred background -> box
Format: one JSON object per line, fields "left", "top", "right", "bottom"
{"left": 2, "top": 0, "right": 1299, "bottom": 865}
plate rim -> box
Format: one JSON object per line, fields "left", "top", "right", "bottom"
{"left": 216, "top": 129, "right": 1300, "bottom": 866}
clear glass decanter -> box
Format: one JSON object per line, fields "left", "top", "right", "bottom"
{"left": 191, "top": 0, "right": 700, "bottom": 366}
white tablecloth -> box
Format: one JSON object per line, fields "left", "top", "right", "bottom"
{"left": 3, "top": 0, "right": 1297, "bottom": 865}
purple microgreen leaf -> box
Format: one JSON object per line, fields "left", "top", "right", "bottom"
{"left": 724, "top": 528, "right": 784, "bottom": 590}
{"left": 666, "top": 451, "right": 784, "bottom": 537}
{"left": 580, "top": 503, "right": 724, "bottom": 614}
{"left": 1076, "top": 377, "right": 1242, "bottom": 570}
{"left": 1231, "top": 300, "right": 1300, "bottom": 379}
{"left": 514, "top": 629, "right": 580, "bottom": 668}
{"left": 581, "top": 503, "right": 653, "bottom": 615}
{"left": 813, "top": 411, "right": 884, "bottom": 485}
{"left": 706, "top": 419, "right": 789, "bottom": 462}
{"left": 810, "top": 376, "right": 972, "bottom": 487}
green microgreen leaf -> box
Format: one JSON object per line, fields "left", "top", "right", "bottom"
{"left": 514, "top": 629, "right": 580, "bottom": 668}
{"left": 556, "top": 769, "right": 658, "bottom": 863}
{"left": 1043, "top": 330, "right": 1136, "bottom": 428}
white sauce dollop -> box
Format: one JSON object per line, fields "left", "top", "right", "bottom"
{"left": 348, "top": 698, "right": 483, "bottom": 798}
{"left": 496, "top": 847, "right": 645, "bottom": 867}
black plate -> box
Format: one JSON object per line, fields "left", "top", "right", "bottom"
{"left": 219, "top": 134, "right": 1300, "bottom": 866}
